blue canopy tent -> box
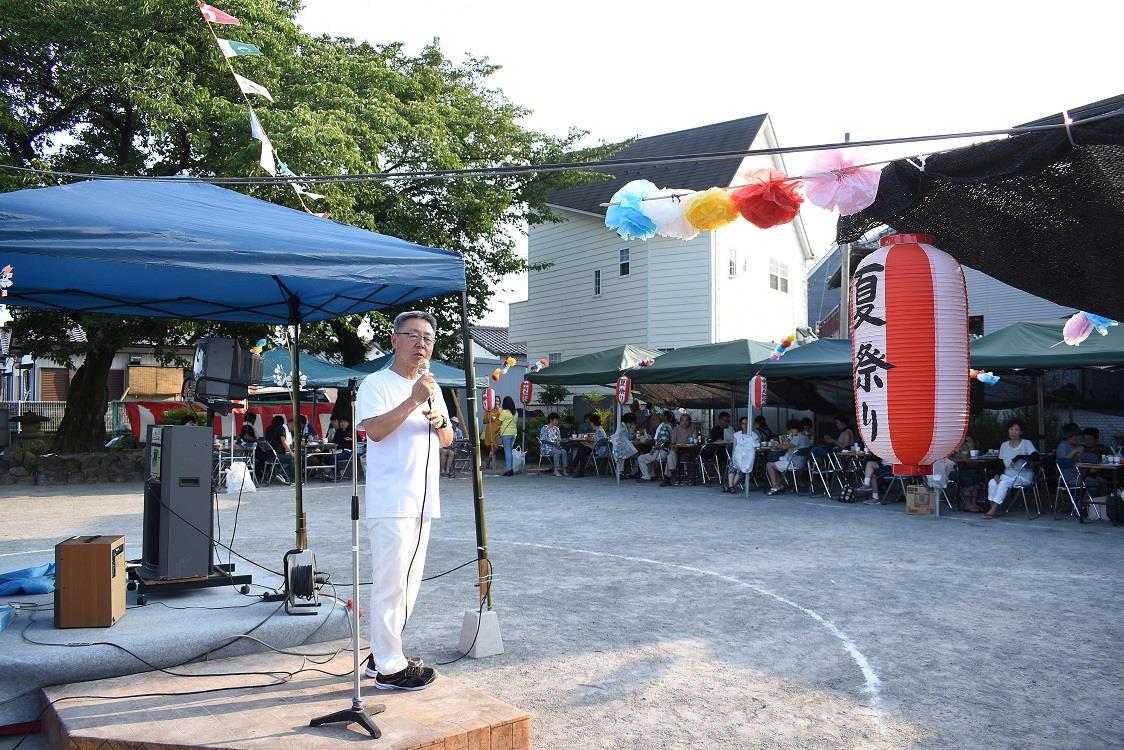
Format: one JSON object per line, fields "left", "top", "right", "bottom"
{"left": 0, "top": 180, "right": 491, "bottom": 575}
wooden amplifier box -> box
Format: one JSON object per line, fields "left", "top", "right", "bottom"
{"left": 54, "top": 535, "right": 127, "bottom": 628}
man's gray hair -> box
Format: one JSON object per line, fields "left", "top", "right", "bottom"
{"left": 392, "top": 310, "right": 437, "bottom": 333}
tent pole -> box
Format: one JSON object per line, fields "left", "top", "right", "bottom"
{"left": 460, "top": 292, "right": 492, "bottom": 609}
{"left": 288, "top": 323, "right": 307, "bottom": 550}
{"left": 1036, "top": 375, "right": 1046, "bottom": 444}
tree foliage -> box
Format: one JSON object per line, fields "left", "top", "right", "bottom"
{"left": 0, "top": 0, "right": 621, "bottom": 447}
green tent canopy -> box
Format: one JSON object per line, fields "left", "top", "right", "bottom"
{"left": 758, "top": 337, "right": 855, "bottom": 379}
{"left": 353, "top": 354, "right": 483, "bottom": 389}
{"left": 526, "top": 344, "right": 662, "bottom": 385}
{"left": 257, "top": 348, "right": 368, "bottom": 388}
{"left": 971, "top": 318, "right": 1124, "bottom": 371}
{"left": 628, "top": 339, "right": 776, "bottom": 384}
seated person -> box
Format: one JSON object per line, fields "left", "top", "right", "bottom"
{"left": 560, "top": 415, "right": 576, "bottom": 440}
{"left": 753, "top": 416, "right": 773, "bottom": 443}
{"left": 704, "top": 411, "right": 732, "bottom": 473}
{"left": 538, "top": 412, "right": 570, "bottom": 477}
{"left": 723, "top": 416, "right": 760, "bottom": 493}
{"left": 853, "top": 457, "right": 895, "bottom": 504}
{"left": 983, "top": 419, "right": 1036, "bottom": 519}
{"left": 1057, "top": 424, "right": 1109, "bottom": 518}
{"left": 440, "top": 416, "right": 466, "bottom": 477}
{"left": 572, "top": 414, "right": 607, "bottom": 477}
{"left": 708, "top": 412, "right": 733, "bottom": 442}
{"left": 261, "top": 414, "right": 295, "bottom": 484}
{"left": 946, "top": 436, "right": 985, "bottom": 511}
{"left": 821, "top": 415, "right": 855, "bottom": 451}
{"left": 765, "top": 420, "right": 810, "bottom": 495}
{"left": 324, "top": 417, "right": 339, "bottom": 444}
{"left": 612, "top": 413, "right": 640, "bottom": 476}
{"left": 577, "top": 413, "right": 594, "bottom": 435}
{"left": 660, "top": 413, "right": 697, "bottom": 486}
{"left": 638, "top": 411, "right": 674, "bottom": 482}
{"left": 297, "top": 414, "right": 317, "bottom": 442}
{"left": 238, "top": 413, "right": 258, "bottom": 445}
{"left": 1081, "top": 427, "right": 1106, "bottom": 464}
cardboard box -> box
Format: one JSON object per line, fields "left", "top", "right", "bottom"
{"left": 54, "top": 535, "right": 126, "bottom": 628}
{"left": 906, "top": 485, "right": 936, "bottom": 516}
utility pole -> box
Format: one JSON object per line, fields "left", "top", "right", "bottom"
{"left": 838, "top": 132, "right": 852, "bottom": 339}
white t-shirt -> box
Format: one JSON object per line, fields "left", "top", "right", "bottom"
{"left": 999, "top": 438, "right": 1036, "bottom": 472}
{"left": 356, "top": 368, "right": 449, "bottom": 519}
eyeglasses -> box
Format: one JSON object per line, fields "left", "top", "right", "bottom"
{"left": 396, "top": 332, "right": 435, "bottom": 346}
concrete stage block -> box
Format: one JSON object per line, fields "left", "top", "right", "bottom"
{"left": 458, "top": 608, "right": 504, "bottom": 659}
{"left": 42, "top": 648, "right": 531, "bottom": 749}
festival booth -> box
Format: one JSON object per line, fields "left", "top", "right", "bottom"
{"left": 0, "top": 179, "right": 488, "bottom": 729}
{"left": 525, "top": 344, "right": 662, "bottom": 386}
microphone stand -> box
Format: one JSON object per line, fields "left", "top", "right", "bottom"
{"left": 310, "top": 377, "right": 385, "bottom": 738}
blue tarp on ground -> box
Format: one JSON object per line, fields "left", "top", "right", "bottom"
{"left": 0, "top": 179, "right": 466, "bottom": 323}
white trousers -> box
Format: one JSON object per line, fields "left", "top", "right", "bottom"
{"left": 365, "top": 517, "right": 431, "bottom": 676}
{"left": 638, "top": 449, "right": 667, "bottom": 479}
{"left": 988, "top": 469, "right": 1033, "bottom": 506}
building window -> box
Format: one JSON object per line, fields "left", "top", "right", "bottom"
{"left": 728, "top": 249, "right": 737, "bottom": 278}
{"left": 619, "top": 248, "right": 630, "bottom": 277}
{"left": 769, "top": 258, "right": 789, "bottom": 293}
{"left": 548, "top": 352, "right": 562, "bottom": 365}
{"left": 969, "top": 315, "right": 985, "bottom": 337}
{"left": 593, "top": 269, "right": 601, "bottom": 296}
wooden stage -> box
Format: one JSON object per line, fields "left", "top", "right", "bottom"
{"left": 42, "top": 649, "right": 531, "bottom": 749}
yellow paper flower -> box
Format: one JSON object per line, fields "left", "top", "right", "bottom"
{"left": 683, "top": 187, "right": 738, "bottom": 231}
{"left": 504, "top": 356, "right": 516, "bottom": 367}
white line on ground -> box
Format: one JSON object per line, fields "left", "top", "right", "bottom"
{"left": 451, "top": 536, "right": 886, "bottom": 735}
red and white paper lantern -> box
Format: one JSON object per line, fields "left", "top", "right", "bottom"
{"left": 750, "top": 375, "right": 767, "bottom": 410}
{"left": 850, "top": 233, "right": 969, "bottom": 475}
{"left": 482, "top": 387, "right": 497, "bottom": 412}
{"left": 615, "top": 375, "right": 632, "bottom": 405}
{"left": 519, "top": 379, "right": 533, "bottom": 406}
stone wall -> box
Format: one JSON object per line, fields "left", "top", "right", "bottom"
{"left": 0, "top": 448, "right": 145, "bottom": 485}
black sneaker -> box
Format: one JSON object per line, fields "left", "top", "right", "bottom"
{"left": 374, "top": 664, "right": 437, "bottom": 691}
{"left": 363, "top": 653, "right": 423, "bottom": 678}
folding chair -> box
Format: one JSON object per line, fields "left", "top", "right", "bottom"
{"left": 1053, "top": 459, "right": 1090, "bottom": 520}
{"left": 256, "top": 441, "right": 291, "bottom": 486}
{"left": 585, "top": 439, "right": 612, "bottom": 477}
{"left": 450, "top": 439, "right": 473, "bottom": 479}
{"left": 697, "top": 444, "right": 723, "bottom": 485}
{"left": 336, "top": 444, "right": 365, "bottom": 481}
{"left": 807, "top": 447, "right": 840, "bottom": 497}
{"left": 1005, "top": 456, "right": 1043, "bottom": 520}
{"left": 783, "top": 447, "right": 812, "bottom": 494}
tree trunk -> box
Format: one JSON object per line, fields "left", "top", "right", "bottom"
{"left": 52, "top": 346, "right": 115, "bottom": 453}
{"left": 329, "top": 319, "right": 367, "bottom": 367}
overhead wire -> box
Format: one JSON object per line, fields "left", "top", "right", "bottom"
{"left": 1, "top": 106, "right": 1121, "bottom": 188}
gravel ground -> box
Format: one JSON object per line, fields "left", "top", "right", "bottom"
{"left": 2, "top": 471, "right": 1123, "bottom": 749}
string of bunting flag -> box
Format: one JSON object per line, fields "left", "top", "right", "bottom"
{"left": 196, "top": 2, "right": 329, "bottom": 219}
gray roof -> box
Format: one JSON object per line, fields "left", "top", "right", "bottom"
{"left": 547, "top": 115, "right": 768, "bottom": 216}
{"left": 470, "top": 326, "right": 525, "bottom": 357}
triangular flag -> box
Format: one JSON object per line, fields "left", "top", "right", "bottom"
{"left": 198, "top": 2, "right": 241, "bottom": 24}
{"left": 277, "top": 160, "right": 295, "bottom": 176}
{"left": 303, "top": 207, "right": 330, "bottom": 219}
{"left": 216, "top": 38, "right": 261, "bottom": 58}
{"left": 248, "top": 107, "right": 276, "bottom": 176}
{"left": 233, "top": 72, "right": 274, "bottom": 102}
{"left": 293, "top": 184, "right": 325, "bottom": 200}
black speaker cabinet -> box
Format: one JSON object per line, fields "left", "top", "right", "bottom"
{"left": 140, "top": 425, "right": 214, "bottom": 580}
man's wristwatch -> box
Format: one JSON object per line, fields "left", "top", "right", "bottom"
{"left": 439, "top": 416, "right": 448, "bottom": 429}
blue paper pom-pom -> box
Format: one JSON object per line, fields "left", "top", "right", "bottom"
{"left": 605, "top": 180, "right": 659, "bottom": 240}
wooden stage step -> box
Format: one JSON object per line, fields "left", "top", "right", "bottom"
{"left": 42, "top": 649, "right": 530, "bottom": 749}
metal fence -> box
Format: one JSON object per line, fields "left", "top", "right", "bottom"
{"left": 0, "top": 401, "right": 114, "bottom": 433}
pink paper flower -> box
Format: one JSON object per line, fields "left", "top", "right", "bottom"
{"left": 803, "top": 150, "right": 881, "bottom": 215}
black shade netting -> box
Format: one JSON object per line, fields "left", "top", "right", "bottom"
{"left": 836, "top": 115, "right": 1124, "bottom": 320}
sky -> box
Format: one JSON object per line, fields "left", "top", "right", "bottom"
{"left": 298, "top": 0, "right": 1123, "bottom": 326}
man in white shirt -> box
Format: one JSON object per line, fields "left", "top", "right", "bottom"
{"left": 357, "top": 311, "right": 453, "bottom": 691}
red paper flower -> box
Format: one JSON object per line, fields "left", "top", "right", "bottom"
{"left": 730, "top": 169, "right": 804, "bottom": 229}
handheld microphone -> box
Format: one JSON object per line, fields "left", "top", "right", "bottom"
{"left": 418, "top": 357, "right": 433, "bottom": 409}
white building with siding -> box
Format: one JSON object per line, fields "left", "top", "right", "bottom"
{"left": 509, "top": 115, "right": 815, "bottom": 364}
